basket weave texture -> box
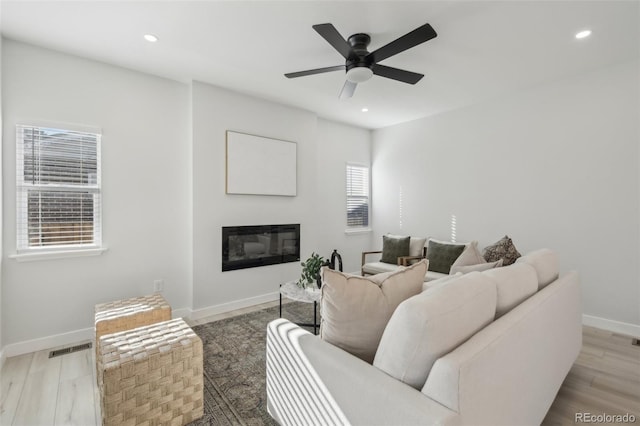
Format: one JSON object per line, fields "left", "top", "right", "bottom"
{"left": 97, "top": 318, "right": 204, "bottom": 426}
{"left": 95, "top": 293, "right": 172, "bottom": 343}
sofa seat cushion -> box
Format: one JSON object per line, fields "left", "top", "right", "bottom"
{"left": 482, "top": 262, "right": 538, "bottom": 318}
{"left": 373, "top": 272, "right": 497, "bottom": 389}
{"left": 422, "top": 272, "right": 463, "bottom": 292}
{"left": 425, "top": 270, "right": 448, "bottom": 282}
{"left": 451, "top": 259, "right": 503, "bottom": 275}
{"left": 364, "top": 262, "right": 445, "bottom": 282}
{"left": 361, "top": 261, "right": 400, "bottom": 275}
{"left": 320, "top": 260, "right": 428, "bottom": 363}
{"left": 516, "top": 248, "right": 559, "bottom": 289}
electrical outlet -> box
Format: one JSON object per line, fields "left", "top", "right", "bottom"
{"left": 153, "top": 279, "right": 164, "bottom": 293}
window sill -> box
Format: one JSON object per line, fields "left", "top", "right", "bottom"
{"left": 344, "top": 228, "right": 372, "bottom": 235}
{"left": 10, "top": 247, "right": 108, "bottom": 262}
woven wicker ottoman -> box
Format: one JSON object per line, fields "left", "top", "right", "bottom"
{"left": 95, "top": 293, "right": 172, "bottom": 345}
{"left": 97, "top": 318, "right": 204, "bottom": 426}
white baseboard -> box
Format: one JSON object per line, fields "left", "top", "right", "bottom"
{"left": 583, "top": 314, "right": 640, "bottom": 337}
{"left": 1, "top": 293, "right": 280, "bottom": 358}
{"left": 3, "top": 327, "right": 94, "bottom": 358}
{"left": 190, "top": 291, "right": 280, "bottom": 321}
{"left": 0, "top": 349, "right": 6, "bottom": 372}
{"left": 172, "top": 307, "right": 192, "bottom": 320}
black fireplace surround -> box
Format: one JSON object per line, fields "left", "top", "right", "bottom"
{"left": 222, "top": 224, "right": 300, "bottom": 271}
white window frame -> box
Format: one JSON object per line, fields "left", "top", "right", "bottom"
{"left": 345, "top": 162, "right": 371, "bottom": 233}
{"left": 12, "top": 123, "right": 105, "bottom": 261}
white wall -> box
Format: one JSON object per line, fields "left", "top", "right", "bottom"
{"left": 0, "top": 40, "right": 372, "bottom": 349}
{"left": 372, "top": 60, "right": 640, "bottom": 327}
{"left": 1, "top": 40, "right": 192, "bottom": 346}
{"left": 191, "top": 82, "right": 316, "bottom": 311}
{"left": 316, "top": 119, "right": 372, "bottom": 273}
{"left": 190, "top": 83, "right": 371, "bottom": 312}
{"left": 0, "top": 35, "right": 4, "bottom": 356}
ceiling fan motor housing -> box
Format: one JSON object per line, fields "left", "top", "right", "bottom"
{"left": 345, "top": 33, "right": 374, "bottom": 82}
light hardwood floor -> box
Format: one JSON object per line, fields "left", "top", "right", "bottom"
{"left": 1, "top": 302, "right": 638, "bottom": 426}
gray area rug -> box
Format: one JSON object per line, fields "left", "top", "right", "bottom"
{"left": 189, "top": 301, "right": 317, "bottom": 426}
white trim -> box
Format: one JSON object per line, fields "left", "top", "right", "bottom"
{"left": 3, "top": 327, "right": 94, "bottom": 358}
{"left": 16, "top": 119, "right": 101, "bottom": 135}
{"left": 344, "top": 228, "right": 372, "bottom": 235}
{"left": 582, "top": 314, "right": 640, "bottom": 338}
{"left": 172, "top": 307, "right": 192, "bottom": 320}
{"left": 0, "top": 350, "right": 6, "bottom": 372}
{"left": 10, "top": 247, "right": 108, "bottom": 262}
{"left": 190, "top": 291, "right": 280, "bottom": 321}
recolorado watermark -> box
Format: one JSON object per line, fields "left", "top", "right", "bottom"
{"left": 576, "top": 412, "right": 636, "bottom": 423}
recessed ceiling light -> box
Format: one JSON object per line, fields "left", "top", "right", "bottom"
{"left": 575, "top": 30, "right": 592, "bottom": 39}
{"left": 361, "top": 108, "right": 369, "bottom": 112}
{"left": 144, "top": 34, "right": 159, "bottom": 43}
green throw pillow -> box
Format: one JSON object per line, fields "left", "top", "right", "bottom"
{"left": 427, "top": 240, "right": 466, "bottom": 274}
{"left": 381, "top": 235, "right": 411, "bottom": 264}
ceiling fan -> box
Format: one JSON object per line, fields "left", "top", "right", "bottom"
{"left": 285, "top": 23, "right": 437, "bottom": 99}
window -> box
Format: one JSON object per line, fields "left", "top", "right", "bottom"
{"left": 16, "top": 124, "right": 101, "bottom": 252}
{"left": 346, "top": 163, "right": 370, "bottom": 228}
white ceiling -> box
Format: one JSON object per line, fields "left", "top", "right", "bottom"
{"left": 1, "top": 1, "right": 638, "bottom": 129}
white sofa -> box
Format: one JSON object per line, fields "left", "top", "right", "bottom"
{"left": 266, "top": 249, "right": 582, "bottom": 425}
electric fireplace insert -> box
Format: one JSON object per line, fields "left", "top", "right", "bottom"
{"left": 222, "top": 224, "right": 300, "bottom": 271}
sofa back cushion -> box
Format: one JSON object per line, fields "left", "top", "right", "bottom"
{"left": 482, "top": 263, "right": 538, "bottom": 318}
{"left": 409, "top": 236, "right": 427, "bottom": 257}
{"left": 516, "top": 248, "right": 559, "bottom": 290}
{"left": 320, "top": 260, "right": 428, "bottom": 363}
{"left": 373, "top": 272, "right": 497, "bottom": 389}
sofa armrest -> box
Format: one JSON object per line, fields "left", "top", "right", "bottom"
{"left": 361, "top": 250, "right": 383, "bottom": 275}
{"left": 266, "top": 319, "right": 459, "bottom": 426}
{"left": 361, "top": 250, "right": 382, "bottom": 266}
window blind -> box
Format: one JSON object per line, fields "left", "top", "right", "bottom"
{"left": 346, "top": 164, "right": 369, "bottom": 228}
{"left": 16, "top": 125, "right": 101, "bottom": 250}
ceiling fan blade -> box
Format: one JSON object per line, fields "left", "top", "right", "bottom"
{"left": 372, "top": 64, "right": 424, "bottom": 84}
{"left": 339, "top": 80, "right": 357, "bottom": 99}
{"left": 366, "top": 23, "right": 437, "bottom": 64}
{"left": 313, "top": 23, "right": 352, "bottom": 59}
{"left": 285, "top": 65, "right": 345, "bottom": 79}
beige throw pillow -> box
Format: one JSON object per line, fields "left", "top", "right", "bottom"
{"left": 320, "top": 260, "right": 428, "bottom": 363}
{"left": 450, "top": 259, "right": 503, "bottom": 274}
{"left": 373, "top": 272, "right": 497, "bottom": 389}
{"left": 450, "top": 240, "right": 484, "bottom": 268}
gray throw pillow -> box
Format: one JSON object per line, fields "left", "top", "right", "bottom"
{"left": 483, "top": 235, "right": 521, "bottom": 266}
{"left": 426, "top": 240, "right": 466, "bottom": 274}
{"left": 380, "top": 235, "right": 410, "bottom": 264}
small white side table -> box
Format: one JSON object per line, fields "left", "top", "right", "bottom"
{"left": 279, "top": 281, "right": 321, "bottom": 335}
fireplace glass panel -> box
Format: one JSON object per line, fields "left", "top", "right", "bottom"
{"left": 222, "top": 224, "right": 300, "bottom": 271}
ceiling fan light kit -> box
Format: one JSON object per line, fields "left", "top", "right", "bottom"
{"left": 285, "top": 22, "right": 437, "bottom": 99}
{"left": 346, "top": 67, "right": 373, "bottom": 83}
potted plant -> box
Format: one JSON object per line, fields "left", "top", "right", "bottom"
{"left": 297, "top": 252, "right": 326, "bottom": 289}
